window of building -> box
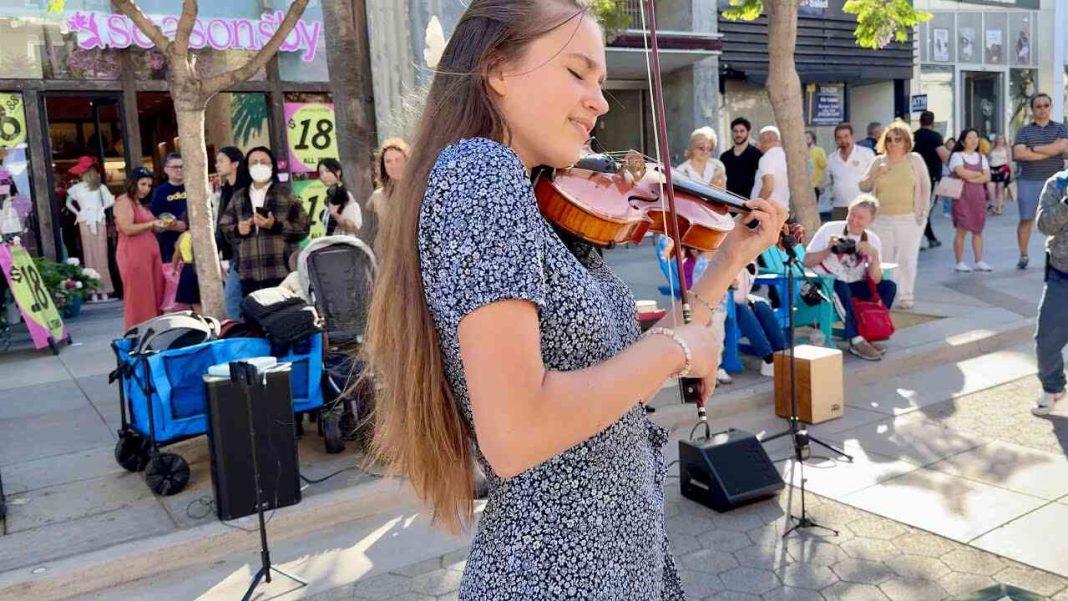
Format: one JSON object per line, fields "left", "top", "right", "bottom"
{"left": 273, "top": 0, "right": 329, "bottom": 82}
{"left": 1009, "top": 13, "right": 1035, "bottom": 67}
{"left": 957, "top": 13, "right": 982, "bottom": 65}
{"left": 0, "top": 92, "right": 40, "bottom": 257}
{"left": 983, "top": 12, "right": 1007, "bottom": 67}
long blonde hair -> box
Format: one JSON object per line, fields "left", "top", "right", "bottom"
{"left": 374, "top": 137, "right": 410, "bottom": 196}
{"left": 362, "top": 0, "right": 594, "bottom": 533}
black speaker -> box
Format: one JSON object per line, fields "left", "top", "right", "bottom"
{"left": 678, "top": 429, "right": 784, "bottom": 512}
{"left": 204, "top": 367, "right": 301, "bottom": 521}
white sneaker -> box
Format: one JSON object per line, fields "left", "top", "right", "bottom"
{"left": 716, "top": 368, "right": 733, "bottom": 385}
{"left": 974, "top": 261, "right": 993, "bottom": 272}
{"left": 760, "top": 361, "right": 775, "bottom": 377}
{"left": 954, "top": 262, "right": 973, "bottom": 272}
{"left": 1032, "top": 391, "right": 1064, "bottom": 416}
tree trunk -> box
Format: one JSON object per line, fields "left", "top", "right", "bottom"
{"left": 764, "top": 0, "right": 819, "bottom": 237}
{"left": 174, "top": 97, "right": 225, "bottom": 317}
{"left": 322, "top": 0, "right": 377, "bottom": 240}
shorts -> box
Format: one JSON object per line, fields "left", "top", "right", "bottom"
{"left": 990, "top": 165, "right": 1011, "bottom": 184}
{"left": 1017, "top": 179, "right": 1045, "bottom": 221}
{"left": 175, "top": 262, "right": 200, "bottom": 305}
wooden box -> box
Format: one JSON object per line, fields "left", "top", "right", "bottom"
{"left": 773, "top": 345, "right": 844, "bottom": 424}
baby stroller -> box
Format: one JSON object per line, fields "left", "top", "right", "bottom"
{"left": 110, "top": 312, "right": 324, "bottom": 495}
{"left": 297, "top": 236, "right": 377, "bottom": 452}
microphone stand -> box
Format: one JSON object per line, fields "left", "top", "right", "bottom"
{"left": 230, "top": 361, "right": 306, "bottom": 601}
{"left": 758, "top": 237, "right": 851, "bottom": 538}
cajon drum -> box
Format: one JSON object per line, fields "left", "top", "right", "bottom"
{"left": 773, "top": 345, "right": 844, "bottom": 424}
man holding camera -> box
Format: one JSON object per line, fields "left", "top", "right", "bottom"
{"left": 1032, "top": 169, "right": 1068, "bottom": 415}
{"left": 804, "top": 195, "right": 896, "bottom": 361}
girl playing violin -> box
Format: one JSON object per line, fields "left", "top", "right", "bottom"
{"left": 364, "top": 1, "right": 787, "bottom": 598}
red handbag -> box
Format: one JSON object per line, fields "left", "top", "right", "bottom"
{"left": 852, "top": 278, "right": 895, "bottom": 342}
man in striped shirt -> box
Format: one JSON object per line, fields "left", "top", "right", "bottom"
{"left": 1013, "top": 93, "right": 1068, "bottom": 270}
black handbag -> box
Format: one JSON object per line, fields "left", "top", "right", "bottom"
{"left": 240, "top": 288, "right": 322, "bottom": 346}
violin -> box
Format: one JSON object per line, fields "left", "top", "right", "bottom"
{"left": 533, "top": 152, "right": 751, "bottom": 253}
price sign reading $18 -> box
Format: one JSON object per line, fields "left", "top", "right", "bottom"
{"left": 284, "top": 102, "right": 338, "bottom": 173}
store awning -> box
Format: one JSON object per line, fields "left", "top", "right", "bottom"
{"left": 606, "top": 31, "right": 722, "bottom": 80}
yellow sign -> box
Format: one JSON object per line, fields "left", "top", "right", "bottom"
{"left": 0, "top": 93, "right": 27, "bottom": 149}
{"left": 0, "top": 243, "right": 66, "bottom": 350}
{"left": 285, "top": 102, "right": 338, "bottom": 173}
{"left": 292, "top": 179, "right": 328, "bottom": 240}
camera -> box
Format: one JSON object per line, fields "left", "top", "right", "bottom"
{"left": 831, "top": 238, "right": 857, "bottom": 255}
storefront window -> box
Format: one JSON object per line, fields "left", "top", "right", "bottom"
{"left": 983, "top": 12, "right": 1007, "bottom": 66}
{"left": 1010, "top": 69, "right": 1038, "bottom": 141}
{"left": 957, "top": 13, "right": 982, "bottom": 65}
{"left": 1009, "top": 13, "right": 1035, "bottom": 67}
{"left": 918, "top": 66, "right": 955, "bottom": 137}
{"left": 928, "top": 12, "right": 954, "bottom": 64}
{"left": 273, "top": 0, "right": 328, "bottom": 82}
{"left": 0, "top": 92, "right": 40, "bottom": 257}
{"left": 0, "top": 0, "right": 121, "bottom": 80}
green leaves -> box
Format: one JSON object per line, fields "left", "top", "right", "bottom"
{"left": 722, "top": 0, "right": 765, "bottom": 22}
{"left": 584, "top": 0, "right": 633, "bottom": 37}
{"left": 844, "top": 0, "right": 932, "bottom": 49}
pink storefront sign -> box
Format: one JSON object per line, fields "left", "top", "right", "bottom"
{"left": 66, "top": 10, "right": 322, "bottom": 63}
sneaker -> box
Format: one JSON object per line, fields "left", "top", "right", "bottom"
{"left": 954, "top": 262, "right": 973, "bottom": 272}
{"left": 849, "top": 338, "right": 882, "bottom": 361}
{"left": 717, "top": 368, "right": 733, "bottom": 385}
{"left": 870, "top": 341, "right": 887, "bottom": 355}
{"left": 896, "top": 300, "right": 914, "bottom": 311}
{"left": 1032, "top": 391, "right": 1064, "bottom": 416}
{"left": 928, "top": 239, "right": 942, "bottom": 249}
{"left": 1017, "top": 256, "right": 1029, "bottom": 270}
{"left": 760, "top": 361, "right": 775, "bottom": 377}
{"left": 974, "top": 261, "right": 993, "bottom": 272}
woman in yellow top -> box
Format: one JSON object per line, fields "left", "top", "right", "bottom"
{"left": 172, "top": 231, "right": 201, "bottom": 313}
{"left": 858, "top": 120, "right": 931, "bottom": 310}
{"left": 806, "top": 130, "right": 827, "bottom": 201}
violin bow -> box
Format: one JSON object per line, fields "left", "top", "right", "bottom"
{"left": 638, "top": 0, "right": 708, "bottom": 421}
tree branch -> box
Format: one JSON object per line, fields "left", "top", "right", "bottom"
{"left": 172, "top": 0, "right": 199, "bottom": 61}
{"left": 202, "top": 0, "right": 310, "bottom": 96}
{"left": 112, "top": 0, "right": 171, "bottom": 54}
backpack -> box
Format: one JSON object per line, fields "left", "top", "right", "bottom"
{"left": 240, "top": 287, "right": 323, "bottom": 346}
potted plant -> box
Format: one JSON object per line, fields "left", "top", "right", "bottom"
{"left": 32, "top": 257, "right": 102, "bottom": 319}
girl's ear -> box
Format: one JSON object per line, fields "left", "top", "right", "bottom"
{"left": 485, "top": 53, "right": 508, "bottom": 98}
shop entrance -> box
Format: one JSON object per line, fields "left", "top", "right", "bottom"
{"left": 42, "top": 93, "right": 127, "bottom": 298}
{"left": 963, "top": 71, "right": 1004, "bottom": 140}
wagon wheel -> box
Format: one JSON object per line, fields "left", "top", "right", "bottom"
{"left": 114, "top": 430, "right": 151, "bottom": 472}
{"left": 144, "top": 453, "right": 190, "bottom": 496}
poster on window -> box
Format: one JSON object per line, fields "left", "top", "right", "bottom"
{"left": 960, "top": 27, "right": 976, "bottom": 62}
{"left": 0, "top": 94, "right": 26, "bottom": 149}
{"left": 985, "top": 30, "right": 1003, "bottom": 64}
{"left": 933, "top": 28, "right": 950, "bottom": 62}
{"left": 284, "top": 101, "right": 338, "bottom": 174}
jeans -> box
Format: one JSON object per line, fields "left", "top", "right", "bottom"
{"left": 735, "top": 299, "right": 787, "bottom": 359}
{"left": 1036, "top": 268, "right": 1068, "bottom": 394}
{"left": 834, "top": 279, "right": 897, "bottom": 340}
{"left": 224, "top": 266, "right": 243, "bottom": 320}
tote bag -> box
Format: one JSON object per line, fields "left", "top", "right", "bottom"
{"left": 933, "top": 177, "right": 964, "bottom": 200}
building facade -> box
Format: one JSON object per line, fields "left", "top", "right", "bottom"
{"left": 716, "top": 0, "right": 915, "bottom": 154}
{"left": 0, "top": 0, "right": 334, "bottom": 267}
{"left": 912, "top": 0, "right": 1054, "bottom": 141}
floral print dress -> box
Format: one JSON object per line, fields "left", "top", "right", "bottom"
{"left": 418, "top": 138, "right": 684, "bottom": 600}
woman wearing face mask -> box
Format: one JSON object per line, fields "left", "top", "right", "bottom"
{"left": 316, "top": 158, "right": 363, "bottom": 237}
{"left": 362, "top": 2, "right": 787, "bottom": 598}
{"left": 219, "top": 146, "right": 310, "bottom": 298}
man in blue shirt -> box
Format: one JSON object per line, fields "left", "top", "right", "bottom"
{"left": 149, "top": 153, "right": 188, "bottom": 262}
{"left": 1013, "top": 93, "right": 1068, "bottom": 270}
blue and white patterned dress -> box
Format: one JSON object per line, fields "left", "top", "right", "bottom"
{"left": 418, "top": 138, "right": 684, "bottom": 600}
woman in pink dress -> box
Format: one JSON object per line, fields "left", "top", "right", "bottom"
{"left": 114, "top": 167, "right": 166, "bottom": 330}
{"left": 950, "top": 129, "right": 993, "bottom": 273}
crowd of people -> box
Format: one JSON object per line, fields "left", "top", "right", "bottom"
{"left": 112, "top": 140, "right": 410, "bottom": 331}
{"left": 665, "top": 92, "right": 1067, "bottom": 370}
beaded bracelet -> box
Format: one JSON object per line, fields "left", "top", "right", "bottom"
{"left": 644, "top": 327, "right": 693, "bottom": 378}
{"left": 691, "top": 291, "right": 720, "bottom": 324}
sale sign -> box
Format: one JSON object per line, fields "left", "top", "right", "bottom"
{"left": 0, "top": 242, "right": 68, "bottom": 351}
{"left": 291, "top": 178, "right": 328, "bottom": 241}
{"left": 284, "top": 102, "right": 338, "bottom": 174}
{"left": 0, "top": 93, "right": 27, "bottom": 149}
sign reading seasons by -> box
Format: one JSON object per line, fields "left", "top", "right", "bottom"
{"left": 65, "top": 11, "right": 323, "bottom": 63}
{"left": 957, "top": 0, "right": 1039, "bottom": 8}
{"left": 0, "top": 94, "right": 26, "bottom": 149}
{"left": 805, "top": 84, "right": 845, "bottom": 126}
